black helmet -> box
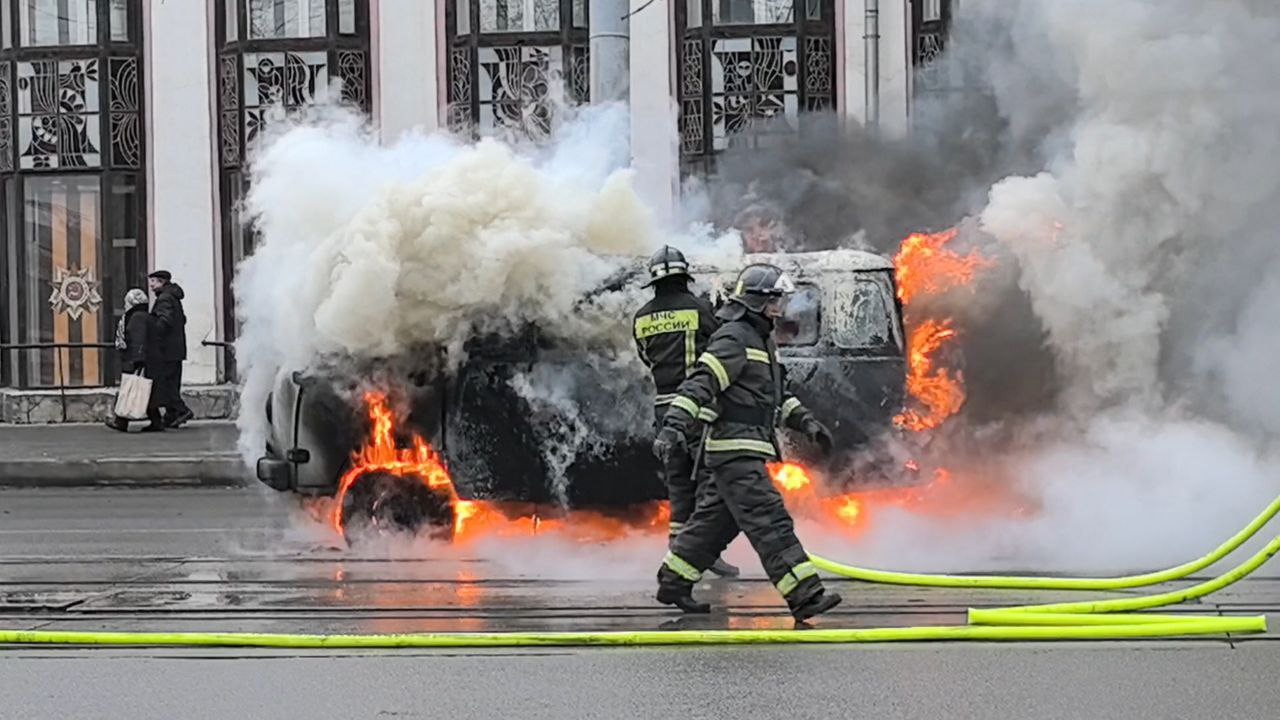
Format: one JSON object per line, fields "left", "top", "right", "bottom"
{"left": 727, "top": 263, "right": 796, "bottom": 314}
{"left": 643, "top": 245, "right": 692, "bottom": 287}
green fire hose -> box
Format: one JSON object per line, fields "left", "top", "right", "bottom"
{"left": 809, "top": 493, "right": 1280, "bottom": 589}
{"left": 1, "top": 497, "right": 1276, "bottom": 648}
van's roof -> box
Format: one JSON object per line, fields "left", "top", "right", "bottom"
{"left": 691, "top": 248, "right": 895, "bottom": 275}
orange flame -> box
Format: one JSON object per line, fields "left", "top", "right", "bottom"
{"left": 894, "top": 229, "right": 989, "bottom": 305}
{"left": 333, "top": 392, "right": 669, "bottom": 542}
{"left": 768, "top": 462, "right": 867, "bottom": 534}
{"left": 892, "top": 229, "right": 990, "bottom": 432}
{"left": 893, "top": 319, "right": 967, "bottom": 431}
{"left": 768, "top": 461, "right": 1022, "bottom": 535}
{"left": 332, "top": 392, "right": 459, "bottom": 535}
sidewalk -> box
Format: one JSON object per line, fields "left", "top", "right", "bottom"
{"left": 0, "top": 421, "right": 248, "bottom": 487}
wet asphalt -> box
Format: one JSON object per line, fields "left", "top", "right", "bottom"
{"left": 2, "top": 486, "right": 1279, "bottom": 719}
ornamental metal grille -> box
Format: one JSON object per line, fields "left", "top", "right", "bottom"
{"left": 446, "top": 0, "right": 589, "bottom": 141}
{"left": 0, "top": 0, "right": 146, "bottom": 389}
{"left": 676, "top": 0, "right": 835, "bottom": 175}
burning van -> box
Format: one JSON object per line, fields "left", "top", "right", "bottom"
{"left": 255, "top": 249, "right": 909, "bottom": 536}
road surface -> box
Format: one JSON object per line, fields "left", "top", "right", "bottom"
{"left": 2, "top": 486, "right": 1278, "bottom": 719}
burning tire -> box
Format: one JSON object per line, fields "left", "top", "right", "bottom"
{"left": 339, "top": 470, "right": 456, "bottom": 542}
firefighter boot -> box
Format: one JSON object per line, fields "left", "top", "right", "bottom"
{"left": 708, "top": 557, "right": 741, "bottom": 578}
{"left": 657, "top": 567, "right": 711, "bottom": 614}
{"left": 788, "top": 576, "right": 842, "bottom": 623}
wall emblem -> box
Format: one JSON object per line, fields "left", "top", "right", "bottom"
{"left": 49, "top": 266, "right": 104, "bottom": 321}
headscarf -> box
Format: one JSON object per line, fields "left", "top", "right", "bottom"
{"left": 115, "top": 288, "right": 149, "bottom": 350}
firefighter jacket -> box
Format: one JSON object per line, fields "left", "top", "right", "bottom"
{"left": 634, "top": 285, "right": 719, "bottom": 414}
{"left": 662, "top": 309, "right": 817, "bottom": 465}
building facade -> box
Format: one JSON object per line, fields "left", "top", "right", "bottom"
{"left": 0, "top": 0, "right": 950, "bottom": 391}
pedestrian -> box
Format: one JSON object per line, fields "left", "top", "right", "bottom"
{"left": 633, "top": 246, "right": 739, "bottom": 578}
{"left": 105, "top": 288, "right": 165, "bottom": 432}
{"left": 146, "top": 270, "right": 194, "bottom": 428}
{"left": 652, "top": 263, "right": 841, "bottom": 622}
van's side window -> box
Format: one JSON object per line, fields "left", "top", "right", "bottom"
{"left": 775, "top": 284, "right": 821, "bottom": 346}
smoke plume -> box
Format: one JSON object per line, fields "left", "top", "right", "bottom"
{"left": 688, "top": 0, "right": 1280, "bottom": 572}
{"left": 827, "top": 0, "right": 1280, "bottom": 570}
{"left": 236, "top": 0, "right": 1280, "bottom": 576}
{"left": 238, "top": 104, "right": 668, "bottom": 465}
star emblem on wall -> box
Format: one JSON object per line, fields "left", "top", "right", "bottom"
{"left": 49, "top": 265, "right": 104, "bottom": 321}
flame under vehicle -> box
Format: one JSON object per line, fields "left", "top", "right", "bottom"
{"left": 255, "top": 250, "right": 910, "bottom": 536}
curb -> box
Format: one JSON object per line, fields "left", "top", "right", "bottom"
{"left": 0, "top": 456, "right": 250, "bottom": 488}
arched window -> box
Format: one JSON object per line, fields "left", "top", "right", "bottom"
{"left": 215, "top": 0, "right": 370, "bottom": 364}
{"left": 446, "top": 0, "right": 589, "bottom": 139}
{"left": 676, "top": 0, "right": 836, "bottom": 174}
{"left": 0, "top": 0, "right": 144, "bottom": 389}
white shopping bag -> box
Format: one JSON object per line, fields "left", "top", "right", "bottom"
{"left": 114, "top": 370, "right": 153, "bottom": 421}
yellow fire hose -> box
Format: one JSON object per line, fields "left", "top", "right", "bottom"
{"left": 1, "top": 499, "right": 1276, "bottom": 648}
{"left": 810, "top": 493, "right": 1280, "bottom": 589}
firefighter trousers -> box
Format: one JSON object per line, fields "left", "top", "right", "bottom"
{"left": 655, "top": 409, "right": 704, "bottom": 541}
{"left": 661, "top": 442, "right": 700, "bottom": 540}
{"left": 663, "top": 455, "right": 819, "bottom": 603}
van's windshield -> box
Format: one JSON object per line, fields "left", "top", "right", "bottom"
{"left": 830, "top": 272, "right": 900, "bottom": 351}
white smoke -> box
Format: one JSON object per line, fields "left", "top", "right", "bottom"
{"left": 234, "top": 104, "right": 665, "bottom": 461}
{"left": 232, "top": 103, "right": 744, "bottom": 503}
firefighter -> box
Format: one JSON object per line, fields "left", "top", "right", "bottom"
{"left": 634, "top": 246, "right": 740, "bottom": 578}
{"left": 652, "top": 263, "right": 841, "bottom": 622}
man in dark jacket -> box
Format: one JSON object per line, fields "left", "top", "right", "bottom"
{"left": 652, "top": 263, "right": 841, "bottom": 623}
{"left": 633, "top": 246, "right": 738, "bottom": 578}
{"left": 147, "top": 270, "right": 193, "bottom": 428}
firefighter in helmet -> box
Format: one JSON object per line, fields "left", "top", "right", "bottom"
{"left": 633, "top": 246, "right": 739, "bottom": 578}
{"left": 652, "top": 263, "right": 841, "bottom": 622}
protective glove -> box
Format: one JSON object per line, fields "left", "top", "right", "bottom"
{"left": 652, "top": 426, "right": 687, "bottom": 464}
{"left": 802, "top": 418, "right": 834, "bottom": 457}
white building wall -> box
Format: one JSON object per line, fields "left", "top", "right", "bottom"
{"left": 843, "top": 0, "right": 912, "bottom": 137}
{"left": 629, "top": 0, "right": 679, "bottom": 226}
{"left": 375, "top": 0, "right": 441, "bottom": 140}
{"left": 146, "top": 0, "right": 220, "bottom": 384}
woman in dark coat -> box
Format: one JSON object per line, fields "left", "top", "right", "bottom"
{"left": 106, "top": 289, "right": 164, "bottom": 431}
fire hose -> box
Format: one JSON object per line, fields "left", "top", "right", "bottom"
{"left": 808, "top": 493, "right": 1280, "bottom": 589}
{"left": 1, "top": 498, "right": 1276, "bottom": 648}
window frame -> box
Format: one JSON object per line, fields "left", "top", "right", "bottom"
{"left": 775, "top": 281, "right": 821, "bottom": 348}
{"left": 675, "top": 0, "right": 836, "bottom": 177}
{"left": 830, "top": 271, "right": 903, "bottom": 355}
{"left": 444, "top": 0, "right": 590, "bottom": 137}
{"left": 0, "top": 0, "right": 145, "bottom": 389}
{"left": 912, "top": 0, "right": 952, "bottom": 101}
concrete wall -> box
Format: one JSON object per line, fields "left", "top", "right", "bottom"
{"left": 146, "top": 0, "right": 220, "bottom": 384}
